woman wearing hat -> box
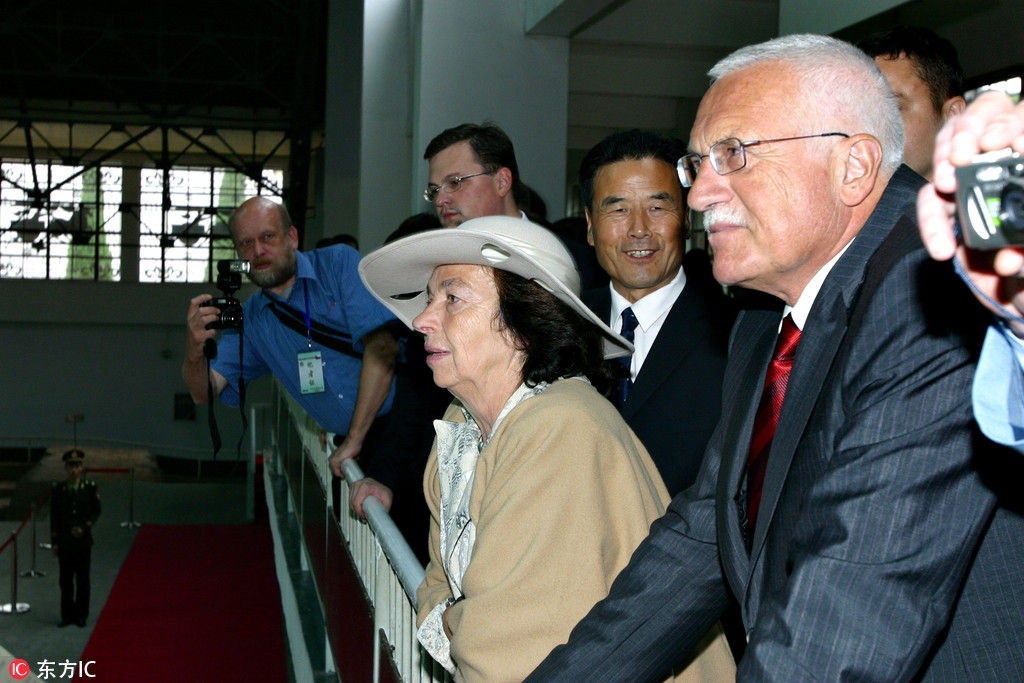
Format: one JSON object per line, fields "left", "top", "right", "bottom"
{"left": 360, "top": 216, "right": 732, "bottom": 680}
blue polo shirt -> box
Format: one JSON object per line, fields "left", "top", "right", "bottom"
{"left": 212, "top": 244, "right": 397, "bottom": 434}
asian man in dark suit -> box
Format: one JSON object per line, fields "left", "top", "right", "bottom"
{"left": 579, "top": 129, "right": 735, "bottom": 496}
{"left": 529, "top": 34, "right": 1024, "bottom": 681}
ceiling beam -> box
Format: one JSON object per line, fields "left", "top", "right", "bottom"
{"left": 573, "top": 0, "right": 778, "bottom": 47}
{"left": 524, "top": 0, "right": 627, "bottom": 37}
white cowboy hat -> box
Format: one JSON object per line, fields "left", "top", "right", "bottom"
{"left": 358, "top": 215, "right": 631, "bottom": 359}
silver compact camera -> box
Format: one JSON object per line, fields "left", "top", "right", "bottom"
{"left": 955, "top": 152, "right": 1024, "bottom": 249}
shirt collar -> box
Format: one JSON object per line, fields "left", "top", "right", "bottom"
{"left": 785, "top": 241, "right": 851, "bottom": 330}
{"left": 609, "top": 266, "right": 686, "bottom": 331}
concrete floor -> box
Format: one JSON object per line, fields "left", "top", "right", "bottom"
{"left": 0, "top": 447, "right": 250, "bottom": 675}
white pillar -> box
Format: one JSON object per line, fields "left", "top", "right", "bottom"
{"left": 412, "top": 1, "right": 569, "bottom": 231}
{"left": 321, "top": 1, "right": 364, "bottom": 249}
{"left": 325, "top": 1, "right": 570, "bottom": 249}
{"left": 358, "top": 0, "right": 416, "bottom": 250}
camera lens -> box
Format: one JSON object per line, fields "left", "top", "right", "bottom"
{"left": 1000, "top": 182, "right": 1024, "bottom": 245}
{"left": 220, "top": 303, "right": 244, "bottom": 329}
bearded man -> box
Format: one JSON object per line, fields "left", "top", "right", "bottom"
{"left": 184, "top": 197, "right": 399, "bottom": 465}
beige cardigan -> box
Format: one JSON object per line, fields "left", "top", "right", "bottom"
{"left": 416, "top": 378, "right": 734, "bottom": 681}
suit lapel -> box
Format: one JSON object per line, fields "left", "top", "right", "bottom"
{"left": 746, "top": 165, "right": 926, "bottom": 572}
{"left": 716, "top": 307, "right": 781, "bottom": 592}
{"left": 583, "top": 282, "right": 698, "bottom": 420}
{"left": 624, "top": 259, "right": 724, "bottom": 418}
{"left": 621, "top": 285, "right": 698, "bottom": 419}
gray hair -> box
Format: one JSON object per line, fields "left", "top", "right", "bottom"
{"left": 708, "top": 34, "right": 904, "bottom": 174}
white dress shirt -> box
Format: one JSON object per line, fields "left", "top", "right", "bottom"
{"left": 609, "top": 266, "right": 687, "bottom": 381}
{"left": 784, "top": 242, "right": 852, "bottom": 332}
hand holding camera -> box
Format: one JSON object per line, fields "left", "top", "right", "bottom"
{"left": 185, "top": 259, "right": 250, "bottom": 362}
{"left": 203, "top": 259, "right": 249, "bottom": 331}
{"left": 955, "top": 153, "right": 1024, "bottom": 249}
{"left": 918, "top": 90, "right": 1024, "bottom": 335}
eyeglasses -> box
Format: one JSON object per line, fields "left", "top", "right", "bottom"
{"left": 677, "top": 132, "right": 850, "bottom": 187}
{"left": 423, "top": 171, "right": 492, "bottom": 202}
{"left": 236, "top": 230, "right": 281, "bottom": 257}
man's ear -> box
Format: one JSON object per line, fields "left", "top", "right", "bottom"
{"left": 836, "top": 134, "right": 883, "bottom": 207}
{"left": 942, "top": 95, "right": 967, "bottom": 123}
{"left": 287, "top": 225, "right": 300, "bottom": 248}
{"left": 494, "top": 167, "right": 513, "bottom": 197}
{"left": 584, "top": 208, "right": 595, "bottom": 246}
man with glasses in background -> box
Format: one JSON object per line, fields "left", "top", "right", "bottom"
{"left": 183, "top": 196, "right": 399, "bottom": 474}
{"left": 422, "top": 122, "right": 525, "bottom": 226}
{"left": 529, "top": 34, "right": 1022, "bottom": 681}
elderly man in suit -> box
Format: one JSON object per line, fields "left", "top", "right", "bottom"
{"left": 529, "top": 34, "right": 1024, "bottom": 681}
{"left": 579, "top": 129, "right": 735, "bottom": 496}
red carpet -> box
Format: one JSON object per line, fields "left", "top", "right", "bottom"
{"left": 76, "top": 523, "right": 287, "bottom": 682}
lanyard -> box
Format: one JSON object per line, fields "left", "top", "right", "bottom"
{"left": 953, "top": 254, "right": 1024, "bottom": 326}
{"left": 302, "top": 280, "right": 313, "bottom": 349}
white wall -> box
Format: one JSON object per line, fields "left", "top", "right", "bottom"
{"left": 0, "top": 279, "right": 263, "bottom": 459}
{"left": 358, "top": 0, "right": 416, "bottom": 250}
{"left": 321, "top": 1, "right": 365, "bottom": 249}
{"left": 411, "top": 1, "right": 570, "bottom": 226}
{"left": 352, "top": 0, "right": 571, "bottom": 249}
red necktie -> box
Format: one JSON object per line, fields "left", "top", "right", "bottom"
{"left": 745, "top": 314, "right": 801, "bottom": 529}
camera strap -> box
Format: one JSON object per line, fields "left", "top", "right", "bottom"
{"left": 953, "top": 256, "right": 1024, "bottom": 326}
{"left": 203, "top": 335, "right": 246, "bottom": 461}
{"left": 206, "top": 355, "right": 221, "bottom": 457}
{"left": 266, "top": 286, "right": 363, "bottom": 359}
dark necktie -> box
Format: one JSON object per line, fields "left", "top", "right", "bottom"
{"left": 745, "top": 314, "right": 801, "bottom": 531}
{"left": 616, "top": 307, "right": 639, "bottom": 408}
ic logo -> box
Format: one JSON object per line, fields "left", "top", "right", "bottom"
{"left": 8, "top": 659, "right": 30, "bottom": 680}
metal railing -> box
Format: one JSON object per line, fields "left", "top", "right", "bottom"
{"left": 0, "top": 492, "right": 49, "bottom": 615}
{"left": 273, "top": 387, "right": 449, "bottom": 683}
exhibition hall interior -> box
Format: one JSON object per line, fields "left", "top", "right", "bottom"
{"left": 1, "top": 1, "right": 1021, "bottom": 681}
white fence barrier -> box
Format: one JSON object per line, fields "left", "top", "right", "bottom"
{"left": 277, "top": 389, "right": 449, "bottom": 682}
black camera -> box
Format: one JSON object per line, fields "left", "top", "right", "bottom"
{"left": 204, "top": 259, "right": 249, "bottom": 330}
{"left": 955, "top": 153, "right": 1024, "bottom": 249}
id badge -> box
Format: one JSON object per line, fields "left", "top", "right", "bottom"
{"left": 298, "top": 351, "right": 325, "bottom": 394}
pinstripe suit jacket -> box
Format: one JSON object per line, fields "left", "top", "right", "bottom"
{"left": 528, "top": 165, "right": 1024, "bottom": 681}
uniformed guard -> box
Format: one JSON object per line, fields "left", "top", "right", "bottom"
{"left": 50, "top": 449, "right": 101, "bottom": 627}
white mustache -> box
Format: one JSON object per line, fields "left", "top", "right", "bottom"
{"left": 700, "top": 208, "right": 747, "bottom": 232}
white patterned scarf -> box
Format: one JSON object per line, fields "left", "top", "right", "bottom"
{"left": 417, "top": 380, "right": 550, "bottom": 672}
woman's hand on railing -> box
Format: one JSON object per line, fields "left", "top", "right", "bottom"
{"left": 349, "top": 477, "right": 394, "bottom": 518}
